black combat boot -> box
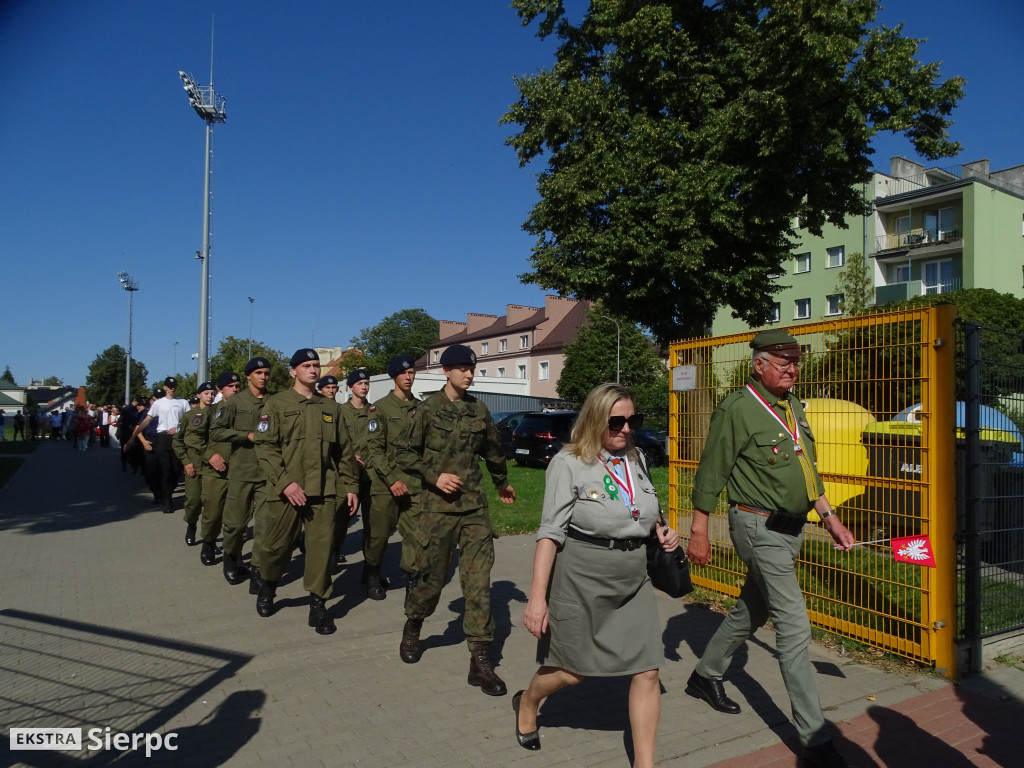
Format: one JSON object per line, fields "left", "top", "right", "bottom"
{"left": 256, "top": 580, "right": 277, "bottom": 618}
{"left": 365, "top": 564, "right": 387, "bottom": 601}
{"left": 222, "top": 553, "right": 249, "bottom": 585}
{"left": 308, "top": 595, "right": 337, "bottom": 635}
{"left": 468, "top": 642, "right": 507, "bottom": 696}
{"left": 185, "top": 523, "right": 197, "bottom": 546}
{"left": 399, "top": 618, "right": 423, "bottom": 664}
{"left": 200, "top": 541, "right": 217, "bottom": 566}
{"left": 248, "top": 565, "right": 262, "bottom": 595}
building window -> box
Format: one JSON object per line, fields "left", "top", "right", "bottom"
{"left": 499, "top": 339, "right": 507, "bottom": 352}
{"left": 432, "top": 350, "right": 439, "bottom": 363}
{"left": 480, "top": 342, "right": 488, "bottom": 356}
{"left": 497, "top": 367, "right": 506, "bottom": 378}
{"left": 538, "top": 361, "right": 549, "bottom": 381}
{"left": 894, "top": 265, "right": 910, "bottom": 283}
{"left": 769, "top": 303, "right": 780, "bottom": 323}
{"left": 826, "top": 246, "right": 845, "bottom": 269}
{"left": 517, "top": 364, "right": 526, "bottom": 379}
{"left": 826, "top": 294, "right": 844, "bottom": 316}
{"left": 794, "top": 298, "right": 811, "bottom": 319}
{"left": 923, "top": 259, "right": 953, "bottom": 294}
{"left": 520, "top": 334, "right": 529, "bottom": 349}
{"left": 924, "top": 207, "right": 955, "bottom": 241}
{"left": 478, "top": 368, "right": 487, "bottom": 377}
{"left": 794, "top": 252, "right": 811, "bottom": 273}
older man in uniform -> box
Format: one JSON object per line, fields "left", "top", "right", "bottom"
{"left": 364, "top": 355, "right": 421, "bottom": 600}
{"left": 396, "top": 344, "right": 515, "bottom": 696}
{"left": 253, "top": 348, "right": 360, "bottom": 634}
{"left": 173, "top": 381, "right": 216, "bottom": 546}
{"left": 195, "top": 371, "right": 241, "bottom": 566}
{"left": 686, "top": 329, "right": 857, "bottom": 768}
{"left": 210, "top": 358, "right": 272, "bottom": 588}
{"left": 336, "top": 370, "right": 377, "bottom": 590}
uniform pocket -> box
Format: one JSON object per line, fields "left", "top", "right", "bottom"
{"left": 547, "top": 597, "right": 582, "bottom": 652}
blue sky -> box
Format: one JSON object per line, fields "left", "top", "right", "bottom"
{"left": 2, "top": 0, "right": 1021, "bottom": 389}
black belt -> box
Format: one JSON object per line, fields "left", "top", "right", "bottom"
{"left": 566, "top": 526, "right": 646, "bottom": 551}
{"left": 734, "top": 504, "right": 806, "bottom": 536}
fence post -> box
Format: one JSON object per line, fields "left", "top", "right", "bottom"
{"left": 924, "top": 303, "right": 958, "bottom": 678}
{"left": 961, "top": 321, "right": 982, "bottom": 674}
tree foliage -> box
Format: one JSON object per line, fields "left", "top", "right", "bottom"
{"left": 349, "top": 308, "right": 439, "bottom": 374}
{"left": 558, "top": 304, "right": 669, "bottom": 418}
{"left": 503, "top": 0, "right": 964, "bottom": 343}
{"left": 208, "top": 336, "right": 292, "bottom": 394}
{"left": 835, "top": 251, "right": 873, "bottom": 316}
{"left": 1, "top": 366, "right": 14, "bottom": 384}
{"left": 85, "top": 345, "right": 148, "bottom": 405}
{"left": 42, "top": 376, "right": 64, "bottom": 386}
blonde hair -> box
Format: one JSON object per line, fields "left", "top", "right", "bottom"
{"left": 565, "top": 382, "right": 637, "bottom": 463}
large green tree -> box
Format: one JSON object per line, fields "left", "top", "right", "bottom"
{"left": 85, "top": 345, "right": 148, "bottom": 405}
{"left": 349, "top": 308, "right": 439, "bottom": 374}
{"left": 558, "top": 304, "right": 669, "bottom": 418}
{"left": 207, "top": 336, "right": 292, "bottom": 394}
{"left": 1, "top": 366, "right": 14, "bottom": 383}
{"left": 503, "top": 0, "right": 964, "bottom": 343}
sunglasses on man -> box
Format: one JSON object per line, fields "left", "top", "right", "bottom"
{"left": 608, "top": 414, "right": 644, "bottom": 432}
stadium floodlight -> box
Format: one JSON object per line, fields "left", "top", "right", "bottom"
{"left": 117, "top": 271, "right": 140, "bottom": 405}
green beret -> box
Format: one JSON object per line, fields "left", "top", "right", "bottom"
{"left": 750, "top": 328, "right": 799, "bottom": 352}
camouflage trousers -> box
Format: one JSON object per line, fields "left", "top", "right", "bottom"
{"left": 404, "top": 507, "right": 494, "bottom": 646}
{"left": 199, "top": 470, "right": 228, "bottom": 544}
{"left": 395, "top": 495, "right": 424, "bottom": 575}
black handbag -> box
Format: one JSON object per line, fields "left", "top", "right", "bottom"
{"left": 647, "top": 515, "right": 693, "bottom": 598}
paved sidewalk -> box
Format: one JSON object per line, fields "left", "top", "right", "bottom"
{"left": 1, "top": 441, "right": 1022, "bottom": 767}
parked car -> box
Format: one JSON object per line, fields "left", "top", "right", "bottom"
{"left": 634, "top": 429, "right": 668, "bottom": 468}
{"left": 493, "top": 410, "right": 531, "bottom": 458}
{"left": 510, "top": 411, "right": 579, "bottom": 467}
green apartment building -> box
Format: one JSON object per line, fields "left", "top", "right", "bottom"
{"left": 713, "top": 157, "right": 1024, "bottom": 335}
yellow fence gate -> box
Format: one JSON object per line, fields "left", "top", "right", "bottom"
{"left": 668, "top": 305, "right": 958, "bottom": 677}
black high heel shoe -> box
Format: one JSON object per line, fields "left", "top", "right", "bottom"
{"left": 512, "top": 690, "right": 541, "bottom": 751}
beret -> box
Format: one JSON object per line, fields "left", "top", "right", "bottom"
{"left": 388, "top": 355, "right": 415, "bottom": 378}
{"left": 289, "top": 348, "right": 319, "bottom": 368}
{"left": 216, "top": 371, "right": 240, "bottom": 388}
{"left": 346, "top": 369, "right": 370, "bottom": 387}
{"left": 317, "top": 375, "right": 339, "bottom": 389}
{"left": 196, "top": 381, "right": 215, "bottom": 393}
{"left": 245, "top": 357, "right": 271, "bottom": 375}
{"left": 440, "top": 344, "right": 476, "bottom": 366}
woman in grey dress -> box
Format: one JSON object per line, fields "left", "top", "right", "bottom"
{"left": 513, "top": 383, "right": 680, "bottom": 767}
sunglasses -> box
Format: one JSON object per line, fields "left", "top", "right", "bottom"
{"left": 608, "top": 414, "right": 644, "bottom": 432}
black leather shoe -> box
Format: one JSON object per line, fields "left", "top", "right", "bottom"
{"left": 686, "top": 671, "right": 741, "bottom": 714}
{"left": 256, "top": 581, "right": 277, "bottom": 618}
{"left": 400, "top": 618, "right": 423, "bottom": 664}
{"left": 222, "top": 554, "right": 249, "bottom": 585}
{"left": 308, "top": 595, "right": 336, "bottom": 635}
{"left": 366, "top": 565, "right": 387, "bottom": 601}
{"left": 248, "top": 566, "right": 262, "bottom": 595}
{"left": 200, "top": 541, "right": 217, "bottom": 566}
{"left": 801, "top": 741, "right": 855, "bottom": 768}
{"left": 185, "top": 524, "right": 197, "bottom": 546}
{"left": 512, "top": 690, "right": 541, "bottom": 751}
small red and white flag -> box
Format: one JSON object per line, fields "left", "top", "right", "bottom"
{"left": 891, "top": 536, "right": 937, "bottom": 567}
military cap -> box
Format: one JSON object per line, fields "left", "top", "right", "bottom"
{"left": 440, "top": 344, "right": 476, "bottom": 366}
{"left": 346, "top": 369, "right": 370, "bottom": 387}
{"left": 245, "top": 357, "right": 271, "bottom": 375}
{"left": 196, "top": 381, "right": 215, "bottom": 393}
{"left": 164, "top": 376, "right": 178, "bottom": 388}
{"left": 388, "top": 355, "right": 415, "bottom": 378}
{"left": 289, "top": 348, "right": 319, "bottom": 368}
{"left": 152, "top": 388, "right": 165, "bottom": 399}
{"left": 750, "top": 329, "right": 800, "bottom": 352}
{"left": 317, "top": 375, "right": 339, "bottom": 389}
{"left": 216, "top": 371, "right": 240, "bottom": 388}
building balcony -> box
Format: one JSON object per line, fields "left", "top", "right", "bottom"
{"left": 875, "top": 227, "right": 962, "bottom": 255}
{"left": 875, "top": 278, "right": 962, "bottom": 305}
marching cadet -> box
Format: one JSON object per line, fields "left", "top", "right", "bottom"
{"left": 196, "top": 371, "right": 241, "bottom": 566}
{"left": 396, "top": 344, "right": 515, "bottom": 696}
{"left": 172, "top": 381, "right": 216, "bottom": 546}
{"left": 253, "top": 349, "right": 360, "bottom": 634}
{"left": 210, "top": 358, "right": 271, "bottom": 589}
{"left": 364, "top": 355, "right": 421, "bottom": 600}
{"left": 336, "top": 371, "right": 373, "bottom": 582}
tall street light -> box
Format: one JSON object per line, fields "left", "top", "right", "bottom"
{"left": 247, "top": 296, "right": 254, "bottom": 359}
{"left": 173, "top": 341, "right": 179, "bottom": 374}
{"left": 179, "top": 58, "right": 226, "bottom": 384}
{"left": 601, "top": 314, "right": 621, "bottom": 384}
{"left": 117, "top": 272, "right": 139, "bottom": 406}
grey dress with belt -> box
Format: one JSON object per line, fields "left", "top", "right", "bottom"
{"left": 535, "top": 448, "right": 663, "bottom": 676}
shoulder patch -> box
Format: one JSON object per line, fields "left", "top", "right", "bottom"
{"left": 369, "top": 406, "right": 376, "bottom": 412}
{"left": 214, "top": 409, "right": 222, "bottom": 420}
{"left": 257, "top": 414, "right": 269, "bottom": 432}
{"left": 322, "top": 412, "right": 334, "bottom": 423}
{"left": 192, "top": 415, "right": 203, "bottom": 426}
{"left": 368, "top": 419, "right": 378, "bottom": 432}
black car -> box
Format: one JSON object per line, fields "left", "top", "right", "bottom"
{"left": 634, "top": 429, "right": 668, "bottom": 468}
{"left": 493, "top": 410, "right": 531, "bottom": 458}
{"left": 510, "top": 411, "right": 578, "bottom": 467}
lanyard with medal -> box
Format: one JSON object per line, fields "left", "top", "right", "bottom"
{"left": 597, "top": 454, "right": 640, "bottom": 520}
{"left": 745, "top": 384, "right": 802, "bottom": 454}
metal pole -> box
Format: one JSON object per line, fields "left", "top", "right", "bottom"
{"left": 173, "top": 341, "right": 179, "bottom": 375}
{"left": 197, "top": 119, "right": 213, "bottom": 383}
{"left": 125, "top": 288, "right": 133, "bottom": 406}
{"left": 247, "top": 296, "right": 254, "bottom": 359}
{"left": 964, "top": 321, "right": 982, "bottom": 674}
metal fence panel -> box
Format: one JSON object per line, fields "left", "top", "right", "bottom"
{"left": 669, "top": 306, "right": 957, "bottom": 675}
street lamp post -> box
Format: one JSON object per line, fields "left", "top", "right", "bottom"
{"left": 179, "top": 60, "right": 226, "bottom": 385}
{"left": 601, "top": 314, "right": 621, "bottom": 384}
{"left": 117, "top": 272, "right": 139, "bottom": 406}
{"left": 247, "top": 296, "right": 254, "bottom": 359}
{"left": 173, "top": 341, "right": 179, "bottom": 375}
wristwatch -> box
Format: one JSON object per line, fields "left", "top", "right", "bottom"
{"left": 818, "top": 508, "right": 836, "bottom": 521}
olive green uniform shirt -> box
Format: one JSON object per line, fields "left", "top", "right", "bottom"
{"left": 397, "top": 390, "right": 508, "bottom": 515}
{"left": 691, "top": 376, "right": 825, "bottom": 517}
{"left": 339, "top": 400, "right": 373, "bottom": 480}
{"left": 173, "top": 405, "right": 207, "bottom": 468}
{"left": 209, "top": 388, "right": 265, "bottom": 483}
{"left": 253, "top": 388, "right": 359, "bottom": 498}
{"left": 364, "top": 391, "right": 421, "bottom": 495}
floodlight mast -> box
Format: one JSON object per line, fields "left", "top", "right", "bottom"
{"left": 178, "top": 68, "right": 226, "bottom": 384}
{"left": 117, "top": 271, "right": 139, "bottom": 406}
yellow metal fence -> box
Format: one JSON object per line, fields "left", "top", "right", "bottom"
{"left": 668, "top": 305, "right": 958, "bottom": 676}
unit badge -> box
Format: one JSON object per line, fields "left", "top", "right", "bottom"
{"left": 322, "top": 412, "right": 333, "bottom": 423}
{"left": 192, "top": 415, "right": 203, "bottom": 426}
{"left": 257, "top": 415, "right": 269, "bottom": 432}
{"left": 368, "top": 419, "right": 378, "bottom": 432}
